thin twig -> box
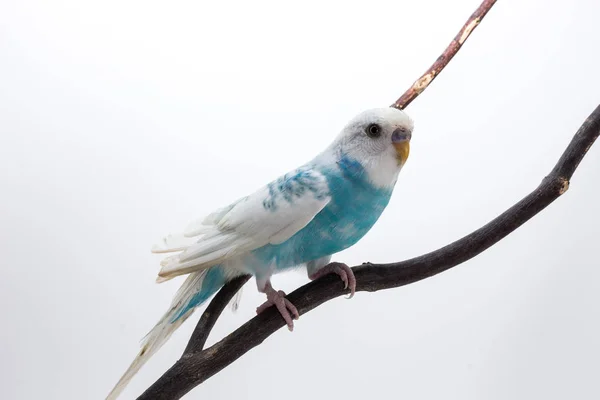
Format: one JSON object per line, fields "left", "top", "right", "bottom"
{"left": 391, "top": 0, "right": 498, "bottom": 110}
{"left": 138, "top": 105, "right": 600, "bottom": 400}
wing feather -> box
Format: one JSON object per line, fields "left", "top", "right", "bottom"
{"left": 155, "top": 167, "right": 330, "bottom": 280}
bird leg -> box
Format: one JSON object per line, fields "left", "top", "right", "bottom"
{"left": 256, "top": 281, "right": 299, "bottom": 331}
{"left": 309, "top": 262, "right": 356, "bottom": 298}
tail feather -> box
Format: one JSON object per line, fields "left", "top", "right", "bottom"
{"left": 106, "top": 268, "right": 226, "bottom": 400}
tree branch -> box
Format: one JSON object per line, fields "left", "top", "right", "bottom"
{"left": 138, "top": 105, "right": 600, "bottom": 400}
{"left": 392, "top": 0, "right": 498, "bottom": 110}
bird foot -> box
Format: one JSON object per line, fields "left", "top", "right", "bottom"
{"left": 309, "top": 262, "right": 356, "bottom": 298}
{"left": 256, "top": 283, "right": 299, "bottom": 331}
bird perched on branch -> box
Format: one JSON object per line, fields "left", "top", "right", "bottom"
{"left": 107, "top": 107, "right": 413, "bottom": 399}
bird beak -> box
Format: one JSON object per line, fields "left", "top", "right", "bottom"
{"left": 392, "top": 128, "right": 411, "bottom": 165}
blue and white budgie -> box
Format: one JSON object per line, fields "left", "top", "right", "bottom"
{"left": 107, "top": 107, "right": 413, "bottom": 399}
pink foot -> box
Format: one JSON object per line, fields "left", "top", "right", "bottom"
{"left": 256, "top": 282, "right": 299, "bottom": 331}
{"left": 309, "top": 262, "right": 356, "bottom": 298}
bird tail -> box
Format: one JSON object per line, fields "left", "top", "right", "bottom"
{"left": 106, "top": 266, "right": 230, "bottom": 400}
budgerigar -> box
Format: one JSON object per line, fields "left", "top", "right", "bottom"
{"left": 107, "top": 107, "right": 413, "bottom": 399}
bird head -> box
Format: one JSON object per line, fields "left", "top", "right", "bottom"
{"left": 330, "top": 108, "right": 414, "bottom": 188}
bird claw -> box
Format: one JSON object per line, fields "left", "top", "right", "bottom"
{"left": 257, "top": 286, "right": 299, "bottom": 331}
{"left": 310, "top": 262, "right": 356, "bottom": 299}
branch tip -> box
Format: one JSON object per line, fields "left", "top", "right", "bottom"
{"left": 391, "top": 0, "right": 498, "bottom": 110}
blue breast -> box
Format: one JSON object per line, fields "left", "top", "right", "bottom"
{"left": 252, "top": 155, "right": 393, "bottom": 270}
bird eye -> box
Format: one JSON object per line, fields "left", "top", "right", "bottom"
{"left": 366, "top": 123, "right": 381, "bottom": 138}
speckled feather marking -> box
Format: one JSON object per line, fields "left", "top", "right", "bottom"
{"left": 263, "top": 167, "right": 330, "bottom": 211}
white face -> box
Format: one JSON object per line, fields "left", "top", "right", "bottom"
{"left": 333, "top": 108, "right": 414, "bottom": 188}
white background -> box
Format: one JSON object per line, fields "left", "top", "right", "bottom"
{"left": 1, "top": 0, "right": 599, "bottom": 399}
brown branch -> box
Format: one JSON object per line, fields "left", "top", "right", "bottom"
{"left": 138, "top": 105, "right": 600, "bottom": 400}
{"left": 391, "top": 0, "right": 498, "bottom": 110}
